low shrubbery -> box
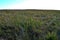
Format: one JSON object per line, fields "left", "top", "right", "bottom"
{"left": 0, "top": 10, "right": 60, "bottom": 40}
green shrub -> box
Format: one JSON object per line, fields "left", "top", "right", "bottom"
{"left": 46, "top": 32, "right": 57, "bottom": 40}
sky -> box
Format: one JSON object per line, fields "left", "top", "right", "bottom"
{"left": 0, "top": 0, "right": 60, "bottom": 10}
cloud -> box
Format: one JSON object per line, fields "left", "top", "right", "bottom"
{"left": 0, "top": 0, "right": 60, "bottom": 10}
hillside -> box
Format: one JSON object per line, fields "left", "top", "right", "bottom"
{"left": 0, "top": 10, "right": 60, "bottom": 40}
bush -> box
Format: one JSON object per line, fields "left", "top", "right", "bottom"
{"left": 46, "top": 32, "right": 57, "bottom": 40}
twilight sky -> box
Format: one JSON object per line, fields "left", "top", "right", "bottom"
{"left": 0, "top": 0, "right": 60, "bottom": 10}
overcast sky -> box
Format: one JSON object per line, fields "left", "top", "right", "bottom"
{"left": 0, "top": 0, "right": 60, "bottom": 10}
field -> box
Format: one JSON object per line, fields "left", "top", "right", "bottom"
{"left": 0, "top": 10, "right": 60, "bottom": 40}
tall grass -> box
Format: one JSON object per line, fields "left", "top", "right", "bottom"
{"left": 0, "top": 10, "right": 60, "bottom": 40}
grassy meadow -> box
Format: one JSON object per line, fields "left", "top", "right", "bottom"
{"left": 0, "top": 10, "right": 60, "bottom": 40}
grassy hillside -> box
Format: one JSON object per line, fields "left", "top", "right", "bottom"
{"left": 0, "top": 10, "right": 60, "bottom": 40}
